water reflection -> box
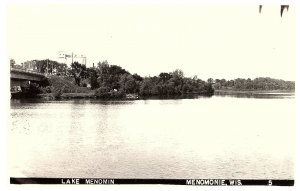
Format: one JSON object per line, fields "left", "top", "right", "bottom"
{"left": 10, "top": 98, "right": 136, "bottom": 106}
{"left": 9, "top": 91, "right": 295, "bottom": 179}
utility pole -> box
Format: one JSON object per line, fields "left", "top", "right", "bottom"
{"left": 46, "top": 59, "right": 49, "bottom": 75}
{"left": 82, "top": 55, "right": 87, "bottom": 66}
{"left": 65, "top": 55, "right": 67, "bottom": 76}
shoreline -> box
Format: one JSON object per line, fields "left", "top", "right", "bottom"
{"left": 10, "top": 89, "right": 295, "bottom": 100}
{"left": 11, "top": 92, "right": 214, "bottom": 100}
{"left": 214, "top": 89, "right": 295, "bottom": 94}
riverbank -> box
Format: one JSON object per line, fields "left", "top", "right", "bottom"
{"left": 37, "top": 92, "right": 97, "bottom": 99}
{"left": 14, "top": 89, "right": 294, "bottom": 100}
{"left": 12, "top": 75, "right": 214, "bottom": 100}
{"left": 34, "top": 92, "right": 213, "bottom": 100}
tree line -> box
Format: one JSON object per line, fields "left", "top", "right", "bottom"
{"left": 70, "top": 60, "right": 214, "bottom": 97}
{"left": 11, "top": 59, "right": 214, "bottom": 98}
{"left": 213, "top": 77, "right": 295, "bottom": 91}
{"left": 11, "top": 58, "right": 295, "bottom": 99}
{"left": 10, "top": 59, "right": 68, "bottom": 75}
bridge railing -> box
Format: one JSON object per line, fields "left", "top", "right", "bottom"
{"left": 10, "top": 68, "right": 46, "bottom": 76}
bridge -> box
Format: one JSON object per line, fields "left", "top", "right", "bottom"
{"left": 10, "top": 68, "right": 47, "bottom": 90}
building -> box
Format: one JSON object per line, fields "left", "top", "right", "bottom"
{"left": 57, "top": 51, "right": 87, "bottom": 66}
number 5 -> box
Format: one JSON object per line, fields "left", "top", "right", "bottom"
{"left": 268, "top": 180, "right": 272, "bottom": 186}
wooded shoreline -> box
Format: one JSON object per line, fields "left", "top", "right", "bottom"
{"left": 10, "top": 60, "right": 295, "bottom": 100}
{"left": 215, "top": 89, "right": 295, "bottom": 94}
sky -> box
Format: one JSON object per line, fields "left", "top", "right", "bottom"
{"left": 7, "top": 4, "right": 296, "bottom": 81}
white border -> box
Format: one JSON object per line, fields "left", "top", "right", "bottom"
{"left": 1, "top": 1, "right": 298, "bottom": 191}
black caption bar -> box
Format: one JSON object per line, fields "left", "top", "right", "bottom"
{"left": 10, "top": 178, "right": 294, "bottom": 186}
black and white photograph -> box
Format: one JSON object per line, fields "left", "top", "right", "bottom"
{"left": 1, "top": 0, "right": 298, "bottom": 189}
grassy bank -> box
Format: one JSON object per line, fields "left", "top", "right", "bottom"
{"left": 36, "top": 76, "right": 94, "bottom": 99}
{"left": 47, "top": 76, "right": 90, "bottom": 93}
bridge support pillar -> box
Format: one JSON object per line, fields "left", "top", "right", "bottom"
{"left": 11, "top": 79, "right": 31, "bottom": 89}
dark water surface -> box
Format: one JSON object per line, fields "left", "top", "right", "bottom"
{"left": 9, "top": 92, "right": 295, "bottom": 179}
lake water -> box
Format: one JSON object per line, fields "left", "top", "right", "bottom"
{"left": 9, "top": 92, "right": 295, "bottom": 179}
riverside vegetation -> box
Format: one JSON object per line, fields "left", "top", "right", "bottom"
{"left": 11, "top": 59, "right": 295, "bottom": 100}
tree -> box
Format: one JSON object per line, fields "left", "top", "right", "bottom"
{"left": 96, "top": 61, "right": 129, "bottom": 90}
{"left": 87, "top": 67, "right": 99, "bottom": 89}
{"left": 132, "top": 73, "right": 143, "bottom": 81}
{"left": 171, "top": 69, "right": 184, "bottom": 79}
{"left": 97, "top": 61, "right": 110, "bottom": 88}
{"left": 207, "top": 78, "right": 214, "bottom": 84}
{"left": 23, "top": 59, "right": 67, "bottom": 75}
{"left": 140, "top": 78, "right": 153, "bottom": 96}
{"left": 159, "top": 72, "right": 172, "bottom": 82}
{"left": 10, "top": 59, "right": 16, "bottom": 68}
{"left": 119, "top": 74, "right": 138, "bottom": 94}
{"left": 70, "top": 62, "right": 86, "bottom": 86}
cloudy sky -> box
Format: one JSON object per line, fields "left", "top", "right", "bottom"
{"left": 7, "top": 4, "right": 296, "bottom": 81}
